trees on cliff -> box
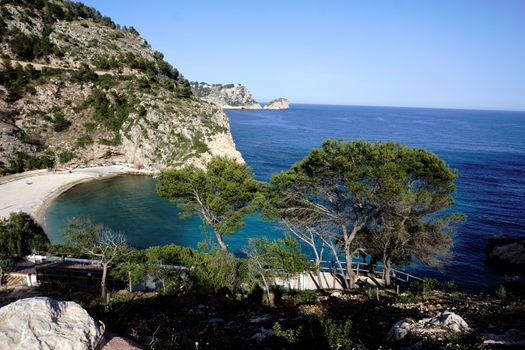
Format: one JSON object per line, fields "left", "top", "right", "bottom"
{"left": 264, "top": 140, "right": 461, "bottom": 287}
{"left": 157, "top": 157, "right": 262, "bottom": 252}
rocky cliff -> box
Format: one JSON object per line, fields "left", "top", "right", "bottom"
{"left": 264, "top": 97, "right": 289, "bottom": 110}
{"left": 0, "top": 0, "right": 243, "bottom": 174}
{"left": 190, "top": 82, "right": 262, "bottom": 109}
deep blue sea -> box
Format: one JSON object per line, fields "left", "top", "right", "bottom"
{"left": 44, "top": 104, "right": 525, "bottom": 289}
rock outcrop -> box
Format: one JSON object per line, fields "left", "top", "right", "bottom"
{"left": 0, "top": 297, "right": 103, "bottom": 350}
{"left": 190, "top": 82, "right": 262, "bottom": 109}
{"left": 264, "top": 98, "right": 289, "bottom": 110}
{"left": 0, "top": 0, "right": 243, "bottom": 174}
{"left": 487, "top": 235, "right": 525, "bottom": 266}
{"left": 388, "top": 311, "right": 470, "bottom": 342}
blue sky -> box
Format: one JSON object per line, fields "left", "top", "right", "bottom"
{"left": 80, "top": 0, "right": 525, "bottom": 111}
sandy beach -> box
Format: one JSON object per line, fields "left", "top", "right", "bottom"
{"left": 0, "top": 166, "right": 156, "bottom": 225}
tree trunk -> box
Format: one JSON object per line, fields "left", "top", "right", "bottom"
{"left": 383, "top": 259, "right": 392, "bottom": 287}
{"left": 345, "top": 251, "right": 356, "bottom": 289}
{"left": 101, "top": 263, "right": 108, "bottom": 299}
{"left": 128, "top": 271, "right": 132, "bottom": 292}
{"left": 214, "top": 230, "right": 228, "bottom": 251}
{"left": 0, "top": 266, "right": 3, "bottom": 288}
{"left": 342, "top": 225, "right": 357, "bottom": 289}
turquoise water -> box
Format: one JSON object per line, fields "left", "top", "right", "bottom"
{"left": 44, "top": 104, "right": 525, "bottom": 289}
{"left": 44, "top": 175, "right": 283, "bottom": 251}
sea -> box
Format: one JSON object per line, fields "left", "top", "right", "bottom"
{"left": 43, "top": 104, "right": 525, "bottom": 290}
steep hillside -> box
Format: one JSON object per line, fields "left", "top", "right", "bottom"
{"left": 190, "top": 82, "right": 262, "bottom": 109}
{"left": 0, "top": 0, "right": 242, "bottom": 174}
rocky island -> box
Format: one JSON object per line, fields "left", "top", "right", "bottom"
{"left": 190, "top": 81, "right": 262, "bottom": 110}
{"left": 264, "top": 97, "right": 289, "bottom": 110}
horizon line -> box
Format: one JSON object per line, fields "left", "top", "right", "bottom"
{"left": 261, "top": 102, "right": 525, "bottom": 113}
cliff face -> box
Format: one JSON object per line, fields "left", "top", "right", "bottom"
{"left": 190, "top": 82, "right": 262, "bottom": 109}
{"left": 0, "top": 0, "right": 243, "bottom": 174}
{"left": 264, "top": 98, "right": 289, "bottom": 110}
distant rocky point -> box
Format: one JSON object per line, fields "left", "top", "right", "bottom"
{"left": 264, "top": 98, "right": 289, "bottom": 110}
{"left": 190, "top": 82, "right": 262, "bottom": 109}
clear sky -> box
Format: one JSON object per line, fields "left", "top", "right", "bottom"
{"left": 79, "top": 0, "right": 525, "bottom": 111}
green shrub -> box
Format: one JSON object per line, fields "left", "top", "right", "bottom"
{"left": 295, "top": 290, "right": 317, "bottom": 303}
{"left": 273, "top": 322, "right": 300, "bottom": 344}
{"left": 70, "top": 64, "right": 98, "bottom": 83}
{"left": 366, "top": 287, "right": 378, "bottom": 301}
{"left": 398, "top": 291, "right": 419, "bottom": 304}
{"left": 6, "top": 151, "right": 54, "bottom": 174}
{"left": 51, "top": 111, "right": 71, "bottom": 132}
{"left": 443, "top": 280, "right": 459, "bottom": 292}
{"left": 273, "top": 316, "right": 353, "bottom": 350}
{"left": 495, "top": 285, "right": 507, "bottom": 300}
{"left": 76, "top": 134, "right": 93, "bottom": 148}
{"left": 422, "top": 277, "right": 439, "bottom": 293}
{"left": 58, "top": 150, "right": 75, "bottom": 163}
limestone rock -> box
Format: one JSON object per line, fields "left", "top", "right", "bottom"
{"left": 264, "top": 98, "right": 289, "bottom": 110}
{"left": 190, "top": 82, "right": 262, "bottom": 109}
{"left": 0, "top": 297, "right": 103, "bottom": 350}
{"left": 388, "top": 311, "right": 470, "bottom": 341}
{"left": 388, "top": 319, "right": 413, "bottom": 341}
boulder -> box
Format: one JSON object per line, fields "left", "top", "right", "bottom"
{"left": 0, "top": 297, "right": 103, "bottom": 350}
{"left": 487, "top": 235, "right": 525, "bottom": 266}
{"left": 388, "top": 311, "right": 470, "bottom": 341}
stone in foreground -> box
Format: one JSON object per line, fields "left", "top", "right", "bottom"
{"left": 0, "top": 297, "right": 103, "bottom": 350}
{"left": 388, "top": 311, "right": 470, "bottom": 341}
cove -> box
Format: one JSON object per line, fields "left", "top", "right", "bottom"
{"left": 43, "top": 174, "right": 283, "bottom": 253}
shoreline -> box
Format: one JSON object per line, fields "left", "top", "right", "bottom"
{"left": 32, "top": 176, "right": 104, "bottom": 226}
{"left": 0, "top": 166, "right": 158, "bottom": 228}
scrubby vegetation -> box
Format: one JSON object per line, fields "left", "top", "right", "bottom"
{"left": 0, "top": 212, "right": 49, "bottom": 286}
{"left": 1, "top": 151, "right": 54, "bottom": 175}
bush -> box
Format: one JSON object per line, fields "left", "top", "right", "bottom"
{"left": 496, "top": 285, "right": 507, "bottom": 301}
{"left": 422, "top": 277, "right": 439, "bottom": 293}
{"left": 295, "top": 290, "right": 317, "bottom": 303}
{"left": 143, "top": 244, "right": 246, "bottom": 295}
{"left": 76, "top": 135, "right": 93, "bottom": 148}
{"left": 0, "top": 212, "right": 49, "bottom": 259}
{"left": 273, "top": 316, "right": 354, "bottom": 350}
{"left": 70, "top": 64, "right": 98, "bottom": 83}
{"left": 58, "top": 150, "right": 75, "bottom": 164}
{"left": 443, "top": 280, "right": 459, "bottom": 292}
{"left": 51, "top": 111, "right": 71, "bottom": 132}
{"left": 6, "top": 151, "right": 54, "bottom": 174}
{"left": 398, "top": 291, "right": 419, "bottom": 304}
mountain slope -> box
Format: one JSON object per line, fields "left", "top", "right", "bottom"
{"left": 0, "top": 0, "right": 242, "bottom": 174}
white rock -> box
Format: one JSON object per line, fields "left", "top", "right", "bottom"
{"left": 264, "top": 98, "right": 289, "bottom": 110}
{"left": 0, "top": 297, "right": 103, "bottom": 350}
{"left": 388, "top": 311, "right": 470, "bottom": 342}
{"left": 388, "top": 319, "right": 413, "bottom": 341}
